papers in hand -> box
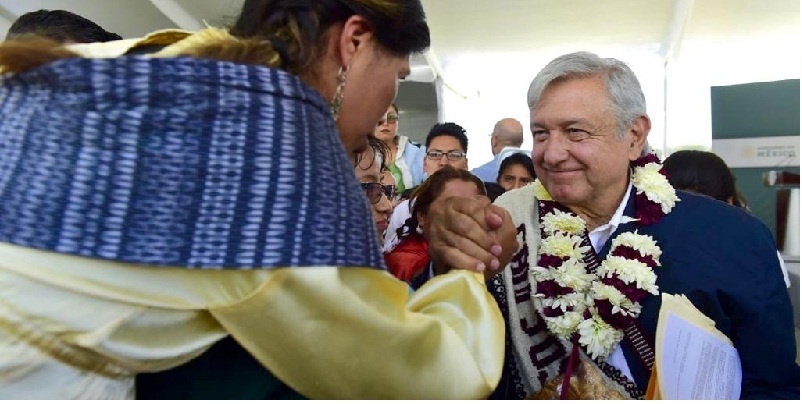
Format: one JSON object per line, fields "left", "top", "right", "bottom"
{"left": 646, "top": 293, "right": 742, "bottom": 400}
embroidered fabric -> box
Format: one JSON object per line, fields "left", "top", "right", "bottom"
{"left": 0, "top": 57, "right": 385, "bottom": 270}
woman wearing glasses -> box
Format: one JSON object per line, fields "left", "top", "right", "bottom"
{"left": 353, "top": 137, "right": 395, "bottom": 243}
{"left": 373, "top": 104, "right": 426, "bottom": 195}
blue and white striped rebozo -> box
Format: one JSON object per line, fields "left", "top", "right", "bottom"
{"left": 0, "top": 56, "right": 386, "bottom": 270}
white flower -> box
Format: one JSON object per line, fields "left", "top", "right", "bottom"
{"left": 591, "top": 282, "right": 626, "bottom": 306}
{"left": 549, "top": 292, "right": 587, "bottom": 313}
{"left": 611, "top": 232, "right": 663, "bottom": 264}
{"left": 591, "top": 282, "right": 641, "bottom": 317}
{"left": 539, "top": 233, "right": 584, "bottom": 258}
{"left": 599, "top": 256, "right": 659, "bottom": 295}
{"left": 545, "top": 311, "right": 583, "bottom": 338}
{"left": 543, "top": 211, "right": 586, "bottom": 235}
{"left": 554, "top": 259, "right": 595, "bottom": 291}
{"left": 533, "top": 179, "right": 552, "bottom": 201}
{"left": 532, "top": 265, "right": 558, "bottom": 282}
{"left": 578, "top": 314, "right": 624, "bottom": 360}
{"left": 632, "top": 163, "right": 680, "bottom": 213}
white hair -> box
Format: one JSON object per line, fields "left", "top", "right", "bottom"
{"left": 527, "top": 51, "right": 647, "bottom": 138}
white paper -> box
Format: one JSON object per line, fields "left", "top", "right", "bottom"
{"left": 660, "top": 313, "right": 742, "bottom": 399}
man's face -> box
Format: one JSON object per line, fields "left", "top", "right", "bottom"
{"left": 423, "top": 135, "right": 468, "bottom": 175}
{"left": 530, "top": 75, "right": 644, "bottom": 215}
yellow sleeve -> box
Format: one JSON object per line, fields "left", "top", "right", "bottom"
{"left": 209, "top": 268, "right": 505, "bottom": 399}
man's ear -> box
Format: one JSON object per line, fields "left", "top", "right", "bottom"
{"left": 337, "top": 15, "right": 374, "bottom": 68}
{"left": 627, "top": 115, "right": 651, "bottom": 160}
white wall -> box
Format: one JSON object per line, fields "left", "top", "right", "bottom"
{"left": 438, "top": 49, "right": 666, "bottom": 169}
{"left": 437, "top": 35, "right": 800, "bottom": 169}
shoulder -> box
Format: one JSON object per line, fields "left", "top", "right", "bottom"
{"left": 494, "top": 184, "right": 536, "bottom": 224}
{"left": 471, "top": 160, "right": 494, "bottom": 173}
{"left": 400, "top": 136, "right": 423, "bottom": 149}
{"left": 663, "top": 190, "right": 773, "bottom": 239}
{"left": 650, "top": 190, "right": 780, "bottom": 285}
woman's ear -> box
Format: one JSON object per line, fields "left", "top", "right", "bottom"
{"left": 337, "top": 15, "right": 374, "bottom": 68}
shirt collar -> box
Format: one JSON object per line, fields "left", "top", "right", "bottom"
{"left": 588, "top": 180, "right": 633, "bottom": 252}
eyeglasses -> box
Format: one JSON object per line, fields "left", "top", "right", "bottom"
{"left": 377, "top": 113, "right": 399, "bottom": 125}
{"left": 426, "top": 150, "right": 466, "bottom": 161}
{"left": 361, "top": 182, "right": 397, "bottom": 204}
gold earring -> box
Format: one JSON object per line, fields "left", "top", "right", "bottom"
{"left": 330, "top": 66, "right": 347, "bottom": 120}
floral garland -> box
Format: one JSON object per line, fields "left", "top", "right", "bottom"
{"left": 531, "top": 153, "right": 680, "bottom": 360}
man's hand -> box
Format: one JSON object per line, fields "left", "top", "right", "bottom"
{"left": 426, "top": 195, "right": 518, "bottom": 281}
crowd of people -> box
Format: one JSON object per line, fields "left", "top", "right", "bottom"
{"left": 0, "top": 2, "right": 797, "bottom": 400}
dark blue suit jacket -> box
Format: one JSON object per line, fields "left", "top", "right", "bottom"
{"left": 601, "top": 189, "right": 799, "bottom": 399}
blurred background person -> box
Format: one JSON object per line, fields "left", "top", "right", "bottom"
{"left": 663, "top": 150, "right": 790, "bottom": 288}
{"left": 385, "top": 166, "right": 486, "bottom": 288}
{"left": 353, "top": 136, "right": 394, "bottom": 243}
{"left": 471, "top": 117, "right": 525, "bottom": 182}
{"left": 373, "top": 103, "right": 425, "bottom": 195}
{"left": 6, "top": 9, "right": 122, "bottom": 43}
{"left": 383, "top": 121, "right": 470, "bottom": 252}
{"left": 496, "top": 152, "right": 535, "bottom": 192}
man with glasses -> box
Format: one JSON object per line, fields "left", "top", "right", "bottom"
{"left": 383, "top": 122, "right": 470, "bottom": 252}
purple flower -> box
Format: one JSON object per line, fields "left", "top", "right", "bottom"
{"left": 538, "top": 254, "right": 567, "bottom": 268}
{"left": 633, "top": 153, "right": 661, "bottom": 167}
{"left": 536, "top": 280, "right": 574, "bottom": 297}
{"left": 601, "top": 276, "right": 650, "bottom": 302}
{"left": 543, "top": 306, "right": 565, "bottom": 317}
{"left": 595, "top": 299, "right": 635, "bottom": 329}
{"left": 635, "top": 192, "right": 663, "bottom": 225}
{"left": 611, "top": 245, "right": 658, "bottom": 267}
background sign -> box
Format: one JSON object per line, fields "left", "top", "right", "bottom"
{"left": 712, "top": 136, "right": 799, "bottom": 168}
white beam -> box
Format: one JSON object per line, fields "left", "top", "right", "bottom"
{"left": 659, "top": 0, "right": 695, "bottom": 63}
{"left": 660, "top": 0, "right": 695, "bottom": 157}
{"left": 0, "top": 4, "right": 17, "bottom": 40}
{"left": 423, "top": 48, "right": 473, "bottom": 100}
{"left": 147, "top": 0, "right": 203, "bottom": 31}
{"left": 0, "top": 3, "right": 16, "bottom": 25}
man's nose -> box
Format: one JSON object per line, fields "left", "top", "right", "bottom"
{"left": 541, "top": 133, "right": 569, "bottom": 165}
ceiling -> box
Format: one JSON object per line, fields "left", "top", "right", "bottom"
{"left": 3, "top": 0, "right": 797, "bottom": 77}
{"left": 0, "top": 0, "right": 798, "bottom": 147}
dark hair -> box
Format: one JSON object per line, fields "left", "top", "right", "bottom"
{"left": 397, "top": 166, "right": 485, "bottom": 239}
{"left": 483, "top": 182, "right": 505, "bottom": 202}
{"left": 425, "top": 122, "right": 468, "bottom": 152}
{"left": 6, "top": 9, "right": 122, "bottom": 43}
{"left": 353, "top": 135, "right": 390, "bottom": 171}
{"left": 663, "top": 150, "right": 737, "bottom": 204}
{"left": 229, "top": 0, "right": 430, "bottom": 74}
{"left": 496, "top": 153, "right": 535, "bottom": 182}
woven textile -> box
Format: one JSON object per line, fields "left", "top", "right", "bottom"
{"left": 0, "top": 56, "right": 385, "bottom": 270}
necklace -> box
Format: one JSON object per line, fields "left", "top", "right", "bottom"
{"left": 531, "top": 153, "right": 679, "bottom": 360}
